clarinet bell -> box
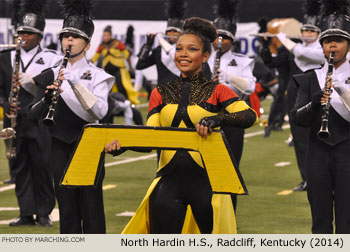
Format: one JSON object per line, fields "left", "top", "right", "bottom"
{"left": 318, "top": 120, "right": 330, "bottom": 139}
{"left": 43, "top": 108, "right": 56, "bottom": 127}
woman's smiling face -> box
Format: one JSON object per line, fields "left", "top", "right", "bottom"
{"left": 175, "top": 33, "right": 209, "bottom": 78}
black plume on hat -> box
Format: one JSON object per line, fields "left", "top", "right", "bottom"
{"left": 257, "top": 17, "right": 268, "bottom": 33}
{"left": 16, "top": 0, "right": 47, "bottom": 35}
{"left": 319, "top": 0, "right": 350, "bottom": 42}
{"left": 59, "top": 0, "right": 95, "bottom": 41}
{"left": 125, "top": 25, "right": 134, "bottom": 49}
{"left": 165, "top": 0, "right": 186, "bottom": 33}
{"left": 302, "top": 0, "right": 321, "bottom": 32}
{"left": 11, "top": 0, "right": 22, "bottom": 30}
{"left": 213, "top": 0, "right": 239, "bottom": 40}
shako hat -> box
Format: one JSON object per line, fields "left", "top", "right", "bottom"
{"left": 16, "top": 0, "right": 47, "bottom": 35}
{"left": 213, "top": 0, "right": 239, "bottom": 41}
{"left": 301, "top": 0, "right": 321, "bottom": 33}
{"left": 165, "top": 0, "right": 186, "bottom": 33}
{"left": 319, "top": 0, "right": 350, "bottom": 42}
{"left": 59, "top": 0, "right": 95, "bottom": 41}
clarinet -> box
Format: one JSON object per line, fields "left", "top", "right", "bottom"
{"left": 212, "top": 36, "right": 223, "bottom": 82}
{"left": 0, "top": 37, "right": 24, "bottom": 159}
{"left": 43, "top": 45, "right": 71, "bottom": 127}
{"left": 317, "top": 51, "right": 335, "bottom": 139}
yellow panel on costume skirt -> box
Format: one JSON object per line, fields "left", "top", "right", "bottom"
{"left": 61, "top": 124, "right": 247, "bottom": 194}
{"left": 0, "top": 107, "right": 3, "bottom": 120}
{"left": 181, "top": 194, "right": 236, "bottom": 234}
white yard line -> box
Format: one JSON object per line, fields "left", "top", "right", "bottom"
{"left": 105, "top": 153, "right": 157, "bottom": 167}
{"left": 0, "top": 184, "right": 15, "bottom": 192}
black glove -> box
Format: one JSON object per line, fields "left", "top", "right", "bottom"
{"left": 260, "top": 37, "right": 271, "bottom": 49}
{"left": 198, "top": 116, "right": 220, "bottom": 129}
{"left": 311, "top": 90, "right": 324, "bottom": 110}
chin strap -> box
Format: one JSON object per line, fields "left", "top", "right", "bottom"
{"left": 69, "top": 47, "right": 86, "bottom": 58}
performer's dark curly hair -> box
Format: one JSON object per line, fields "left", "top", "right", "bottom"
{"left": 181, "top": 17, "right": 217, "bottom": 54}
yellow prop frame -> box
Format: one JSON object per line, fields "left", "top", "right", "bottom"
{"left": 61, "top": 124, "right": 247, "bottom": 194}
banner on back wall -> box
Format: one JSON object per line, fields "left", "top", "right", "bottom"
{"left": 0, "top": 18, "right": 259, "bottom": 82}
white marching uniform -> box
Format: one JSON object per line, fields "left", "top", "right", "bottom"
{"left": 11, "top": 46, "right": 62, "bottom": 95}
{"left": 51, "top": 57, "right": 115, "bottom": 122}
{"left": 207, "top": 49, "right": 256, "bottom": 96}
{"left": 291, "top": 40, "right": 325, "bottom": 72}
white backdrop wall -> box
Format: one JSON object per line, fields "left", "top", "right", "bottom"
{"left": 0, "top": 18, "right": 259, "bottom": 81}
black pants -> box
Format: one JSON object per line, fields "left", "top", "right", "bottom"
{"left": 307, "top": 138, "right": 350, "bottom": 234}
{"left": 13, "top": 135, "right": 55, "bottom": 217}
{"left": 149, "top": 152, "right": 213, "bottom": 233}
{"left": 287, "top": 75, "right": 308, "bottom": 182}
{"left": 52, "top": 138, "right": 106, "bottom": 234}
{"left": 289, "top": 119, "right": 308, "bottom": 181}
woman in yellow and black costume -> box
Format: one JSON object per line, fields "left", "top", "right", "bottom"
{"left": 91, "top": 25, "right": 139, "bottom": 104}
{"left": 106, "top": 17, "right": 257, "bottom": 234}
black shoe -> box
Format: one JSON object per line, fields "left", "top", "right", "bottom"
{"left": 9, "top": 216, "right": 35, "bottom": 226}
{"left": 264, "top": 126, "right": 272, "bottom": 138}
{"left": 293, "top": 181, "right": 307, "bottom": 191}
{"left": 272, "top": 125, "right": 283, "bottom": 131}
{"left": 36, "top": 216, "right": 52, "bottom": 227}
{"left": 3, "top": 178, "right": 15, "bottom": 184}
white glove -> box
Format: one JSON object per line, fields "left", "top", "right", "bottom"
{"left": 218, "top": 69, "right": 231, "bottom": 84}
{"left": 332, "top": 74, "right": 347, "bottom": 95}
{"left": 276, "top": 32, "right": 287, "bottom": 42}
{"left": 119, "top": 100, "right": 131, "bottom": 109}
{"left": 276, "top": 32, "right": 296, "bottom": 51}
{"left": 19, "top": 72, "right": 34, "bottom": 85}
{"left": 62, "top": 69, "right": 80, "bottom": 86}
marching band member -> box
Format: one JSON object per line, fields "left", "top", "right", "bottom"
{"left": 291, "top": 0, "right": 350, "bottom": 233}
{"left": 0, "top": 0, "right": 60, "bottom": 227}
{"left": 106, "top": 17, "right": 257, "bottom": 234}
{"left": 27, "top": 0, "right": 114, "bottom": 233}
{"left": 91, "top": 25, "right": 140, "bottom": 105}
{"left": 135, "top": 0, "right": 185, "bottom": 87}
{"left": 0, "top": 0, "right": 21, "bottom": 185}
{"left": 208, "top": 0, "right": 256, "bottom": 210}
{"left": 277, "top": 0, "right": 325, "bottom": 191}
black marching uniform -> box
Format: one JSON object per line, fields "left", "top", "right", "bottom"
{"left": 291, "top": 0, "right": 350, "bottom": 233}
{"left": 291, "top": 66, "right": 350, "bottom": 233}
{"left": 0, "top": 1, "right": 61, "bottom": 226}
{"left": 136, "top": 40, "right": 180, "bottom": 86}
{"left": 29, "top": 57, "right": 114, "bottom": 233}
{"left": 27, "top": 0, "right": 115, "bottom": 233}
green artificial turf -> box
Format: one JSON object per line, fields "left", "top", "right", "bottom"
{"left": 0, "top": 96, "right": 312, "bottom": 234}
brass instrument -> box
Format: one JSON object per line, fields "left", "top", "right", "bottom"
{"left": 212, "top": 36, "right": 223, "bottom": 81}
{"left": 266, "top": 18, "right": 302, "bottom": 54}
{"left": 0, "top": 37, "right": 24, "bottom": 159}
{"left": 43, "top": 45, "right": 72, "bottom": 127}
{"left": 318, "top": 51, "right": 335, "bottom": 139}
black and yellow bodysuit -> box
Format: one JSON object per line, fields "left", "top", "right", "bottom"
{"left": 91, "top": 39, "right": 139, "bottom": 104}
{"left": 122, "top": 71, "right": 257, "bottom": 234}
